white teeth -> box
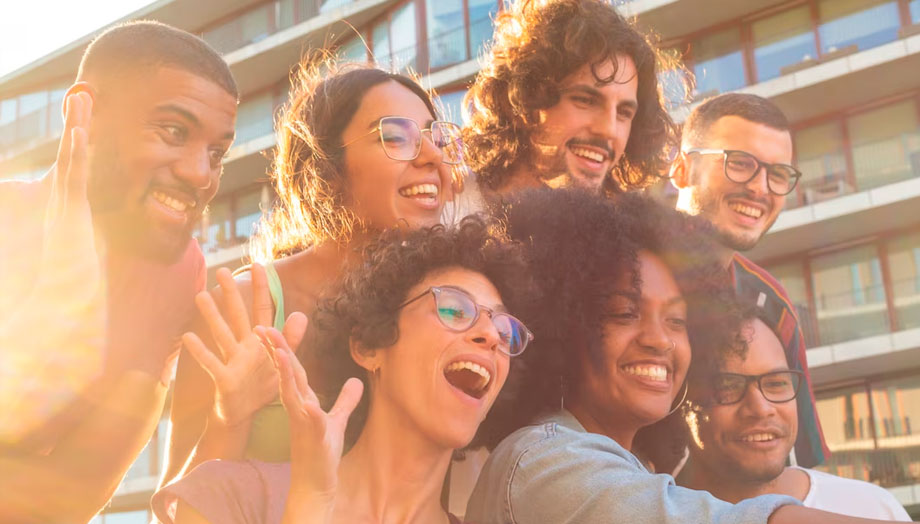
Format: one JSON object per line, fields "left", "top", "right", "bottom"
{"left": 152, "top": 191, "right": 190, "bottom": 212}
{"left": 623, "top": 364, "right": 668, "bottom": 382}
{"left": 728, "top": 202, "right": 763, "bottom": 219}
{"left": 445, "top": 360, "right": 491, "bottom": 391}
{"left": 399, "top": 183, "right": 439, "bottom": 198}
{"left": 569, "top": 147, "right": 606, "bottom": 163}
{"left": 741, "top": 433, "right": 777, "bottom": 442}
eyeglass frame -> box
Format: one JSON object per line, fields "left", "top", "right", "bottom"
{"left": 709, "top": 369, "right": 805, "bottom": 406}
{"left": 398, "top": 285, "right": 534, "bottom": 357}
{"left": 341, "top": 116, "right": 463, "bottom": 165}
{"left": 683, "top": 148, "right": 802, "bottom": 196}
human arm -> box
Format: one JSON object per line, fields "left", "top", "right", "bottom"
{"left": 0, "top": 92, "right": 106, "bottom": 445}
{"left": 160, "top": 265, "right": 281, "bottom": 486}
{"left": 0, "top": 370, "right": 166, "bottom": 523}
{"left": 267, "top": 328, "right": 363, "bottom": 524}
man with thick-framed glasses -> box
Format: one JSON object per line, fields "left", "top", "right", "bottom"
{"left": 676, "top": 314, "right": 910, "bottom": 520}
{"left": 669, "top": 93, "right": 830, "bottom": 473}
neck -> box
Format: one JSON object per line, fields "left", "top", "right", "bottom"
{"left": 715, "top": 243, "right": 736, "bottom": 270}
{"left": 567, "top": 402, "right": 637, "bottom": 452}
{"left": 675, "top": 191, "right": 737, "bottom": 270}
{"left": 678, "top": 457, "right": 807, "bottom": 503}
{"left": 494, "top": 163, "right": 547, "bottom": 197}
{"left": 335, "top": 401, "right": 452, "bottom": 523}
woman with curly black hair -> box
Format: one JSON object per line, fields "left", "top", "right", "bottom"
{"left": 466, "top": 189, "right": 884, "bottom": 524}
{"left": 153, "top": 217, "right": 536, "bottom": 524}
{"left": 161, "top": 56, "right": 468, "bottom": 485}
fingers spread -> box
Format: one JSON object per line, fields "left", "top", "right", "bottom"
{"left": 195, "top": 291, "right": 239, "bottom": 360}
{"left": 329, "top": 378, "right": 364, "bottom": 426}
{"left": 182, "top": 332, "right": 225, "bottom": 383}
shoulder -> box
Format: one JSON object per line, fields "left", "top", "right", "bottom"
{"left": 152, "top": 460, "right": 291, "bottom": 524}
{"left": 799, "top": 467, "right": 910, "bottom": 520}
{"left": 731, "top": 253, "right": 793, "bottom": 300}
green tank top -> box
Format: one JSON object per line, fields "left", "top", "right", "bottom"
{"left": 238, "top": 263, "right": 291, "bottom": 462}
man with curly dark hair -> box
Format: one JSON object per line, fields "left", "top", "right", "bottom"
{"left": 463, "top": 0, "right": 679, "bottom": 197}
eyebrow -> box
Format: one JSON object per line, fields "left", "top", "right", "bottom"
{"left": 665, "top": 296, "right": 687, "bottom": 308}
{"left": 153, "top": 103, "right": 235, "bottom": 141}
{"left": 371, "top": 116, "right": 436, "bottom": 129}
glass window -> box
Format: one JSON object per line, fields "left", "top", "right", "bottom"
{"left": 235, "top": 187, "right": 265, "bottom": 241}
{"left": 888, "top": 231, "right": 920, "bottom": 330}
{"left": 912, "top": 0, "right": 920, "bottom": 24}
{"left": 765, "top": 260, "right": 820, "bottom": 347}
{"left": 49, "top": 87, "right": 67, "bottom": 137}
{"left": 204, "top": 200, "right": 232, "bottom": 252}
{"left": 372, "top": 20, "right": 391, "bottom": 68}
{"left": 658, "top": 48, "right": 690, "bottom": 110}
{"left": 321, "top": 0, "right": 353, "bottom": 13}
{"left": 794, "top": 121, "right": 850, "bottom": 205}
{"left": 337, "top": 37, "right": 368, "bottom": 63}
{"left": 437, "top": 89, "right": 468, "bottom": 124}
{"left": 811, "top": 244, "right": 889, "bottom": 344}
{"left": 0, "top": 98, "right": 16, "bottom": 125}
{"left": 752, "top": 6, "right": 817, "bottom": 82}
{"left": 468, "top": 0, "right": 499, "bottom": 59}
{"left": 97, "top": 510, "right": 150, "bottom": 523}
{"left": 427, "top": 0, "right": 465, "bottom": 69}
{"left": 847, "top": 99, "right": 920, "bottom": 191}
{"left": 868, "top": 375, "right": 920, "bottom": 487}
{"left": 691, "top": 28, "right": 746, "bottom": 96}
{"left": 815, "top": 385, "right": 876, "bottom": 482}
{"left": 390, "top": 2, "right": 418, "bottom": 71}
{"left": 236, "top": 93, "right": 275, "bottom": 144}
{"left": 818, "top": 0, "right": 900, "bottom": 55}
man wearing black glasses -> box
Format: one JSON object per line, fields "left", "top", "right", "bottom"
{"left": 676, "top": 314, "right": 910, "bottom": 520}
{"left": 669, "top": 93, "right": 830, "bottom": 473}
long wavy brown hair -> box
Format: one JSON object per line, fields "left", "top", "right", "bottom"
{"left": 250, "top": 56, "right": 440, "bottom": 262}
{"left": 463, "top": 0, "right": 684, "bottom": 193}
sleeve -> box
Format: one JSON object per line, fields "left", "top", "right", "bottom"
{"left": 506, "top": 433, "right": 800, "bottom": 524}
{"left": 152, "top": 460, "right": 285, "bottom": 524}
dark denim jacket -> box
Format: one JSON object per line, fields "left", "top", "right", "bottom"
{"left": 465, "top": 410, "right": 799, "bottom": 524}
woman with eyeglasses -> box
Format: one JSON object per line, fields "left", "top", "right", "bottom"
{"left": 152, "top": 216, "right": 535, "bottom": 524}
{"left": 465, "top": 188, "right": 896, "bottom": 524}
{"left": 159, "top": 57, "right": 467, "bottom": 486}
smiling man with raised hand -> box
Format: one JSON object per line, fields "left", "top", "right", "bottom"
{"left": 463, "top": 0, "right": 678, "bottom": 198}
{"left": 0, "top": 20, "right": 237, "bottom": 523}
{"left": 670, "top": 92, "right": 830, "bottom": 470}
{"left": 677, "top": 313, "right": 910, "bottom": 520}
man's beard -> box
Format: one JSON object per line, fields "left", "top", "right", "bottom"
{"left": 691, "top": 187, "right": 775, "bottom": 252}
{"left": 87, "top": 149, "right": 194, "bottom": 264}
{"left": 531, "top": 134, "right": 613, "bottom": 190}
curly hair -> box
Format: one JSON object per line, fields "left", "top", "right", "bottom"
{"left": 463, "top": 0, "right": 681, "bottom": 193}
{"left": 308, "top": 216, "right": 535, "bottom": 447}
{"left": 250, "top": 56, "right": 441, "bottom": 262}
{"left": 475, "top": 188, "right": 748, "bottom": 449}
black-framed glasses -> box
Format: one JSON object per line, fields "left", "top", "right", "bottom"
{"left": 398, "top": 285, "right": 533, "bottom": 357}
{"left": 684, "top": 148, "right": 802, "bottom": 196}
{"left": 342, "top": 116, "right": 463, "bottom": 165}
{"left": 711, "top": 370, "right": 804, "bottom": 405}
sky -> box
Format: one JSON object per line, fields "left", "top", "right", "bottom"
{"left": 0, "top": 0, "right": 157, "bottom": 78}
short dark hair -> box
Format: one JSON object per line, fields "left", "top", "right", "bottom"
{"left": 464, "top": 0, "right": 679, "bottom": 193}
{"left": 476, "top": 188, "right": 747, "bottom": 448}
{"left": 77, "top": 20, "right": 238, "bottom": 99}
{"left": 310, "top": 216, "right": 535, "bottom": 447}
{"left": 682, "top": 93, "right": 789, "bottom": 146}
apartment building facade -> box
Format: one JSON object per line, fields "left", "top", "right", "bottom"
{"left": 1, "top": 0, "right": 918, "bottom": 520}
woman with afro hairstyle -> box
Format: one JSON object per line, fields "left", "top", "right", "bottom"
{"left": 466, "top": 189, "right": 890, "bottom": 524}
{"left": 161, "top": 56, "right": 467, "bottom": 486}
{"left": 153, "top": 216, "right": 536, "bottom": 524}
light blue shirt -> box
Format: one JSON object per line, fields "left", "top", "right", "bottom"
{"left": 465, "top": 410, "right": 800, "bottom": 524}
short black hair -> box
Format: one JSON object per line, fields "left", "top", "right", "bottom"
{"left": 682, "top": 93, "right": 789, "bottom": 146}
{"left": 475, "top": 188, "right": 746, "bottom": 449}
{"left": 77, "top": 20, "right": 238, "bottom": 99}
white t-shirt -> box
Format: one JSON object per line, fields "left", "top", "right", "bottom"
{"left": 795, "top": 466, "right": 912, "bottom": 521}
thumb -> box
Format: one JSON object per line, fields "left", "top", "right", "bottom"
{"left": 329, "top": 377, "right": 364, "bottom": 427}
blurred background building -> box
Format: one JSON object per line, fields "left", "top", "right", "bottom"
{"left": 0, "top": 0, "right": 918, "bottom": 521}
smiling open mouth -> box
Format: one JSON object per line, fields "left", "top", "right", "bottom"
{"left": 444, "top": 360, "right": 491, "bottom": 400}
{"left": 622, "top": 364, "right": 669, "bottom": 382}
{"left": 568, "top": 145, "right": 609, "bottom": 166}
{"left": 728, "top": 202, "right": 763, "bottom": 219}
{"left": 399, "top": 183, "right": 439, "bottom": 205}
{"left": 151, "top": 190, "right": 195, "bottom": 213}
{"left": 740, "top": 432, "right": 779, "bottom": 443}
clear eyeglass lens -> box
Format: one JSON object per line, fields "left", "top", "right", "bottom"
{"left": 434, "top": 288, "right": 477, "bottom": 330}
{"left": 380, "top": 117, "right": 421, "bottom": 162}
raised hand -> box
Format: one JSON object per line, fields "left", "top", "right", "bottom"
{"left": 263, "top": 326, "right": 363, "bottom": 499}
{"left": 182, "top": 264, "right": 297, "bottom": 428}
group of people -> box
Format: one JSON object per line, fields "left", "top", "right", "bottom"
{"left": 0, "top": 1, "right": 912, "bottom": 523}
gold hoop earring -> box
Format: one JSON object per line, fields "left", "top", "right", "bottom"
{"left": 667, "top": 381, "right": 689, "bottom": 416}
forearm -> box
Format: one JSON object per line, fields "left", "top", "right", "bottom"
{"left": 769, "top": 506, "right": 892, "bottom": 524}
{"left": 0, "top": 370, "right": 166, "bottom": 523}
{"left": 183, "top": 413, "right": 252, "bottom": 474}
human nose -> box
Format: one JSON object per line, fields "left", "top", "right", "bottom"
{"left": 590, "top": 105, "right": 620, "bottom": 144}
{"left": 174, "top": 146, "right": 214, "bottom": 191}
{"left": 636, "top": 315, "right": 672, "bottom": 354}
{"left": 412, "top": 129, "right": 443, "bottom": 169}
{"left": 738, "top": 380, "right": 776, "bottom": 418}
{"left": 744, "top": 164, "right": 771, "bottom": 197}
{"left": 465, "top": 310, "right": 502, "bottom": 352}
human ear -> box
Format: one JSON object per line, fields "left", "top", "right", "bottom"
{"left": 669, "top": 151, "right": 691, "bottom": 190}
{"left": 350, "top": 338, "right": 382, "bottom": 377}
